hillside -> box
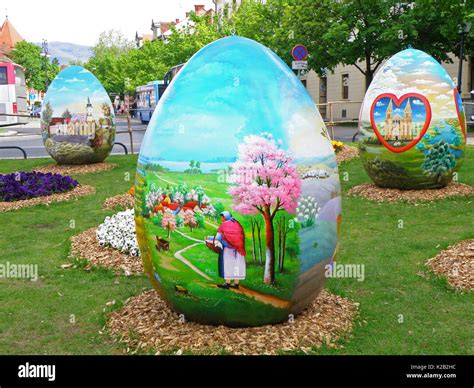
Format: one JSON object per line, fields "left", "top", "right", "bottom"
{"left": 35, "top": 41, "right": 92, "bottom": 65}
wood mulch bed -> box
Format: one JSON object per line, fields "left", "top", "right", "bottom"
{"left": 336, "top": 146, "right": 359, "bottom": 164}
{"left": 102, "top": 193, "right": 134, "bottom": 211}
{"left": 348, "top": 182, "right": 474, "bottom": 203}
{"left": 33, "top": 162, "right": 116, "bottom": 175}
{"left": 70, "top": 227, "right": 142, "bottom": 275}
{"left": 426, "top": 239, "right": 474, "bottom": 291}
{"left": 106, "top": 289, "right": 359, "bottom": 355}
{"left": 0, "top": 185, "right": 95, "bottom": 212}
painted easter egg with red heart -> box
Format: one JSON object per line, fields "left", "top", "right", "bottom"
{"left": 358, "top": 49, "right": 466, "bottom": 189}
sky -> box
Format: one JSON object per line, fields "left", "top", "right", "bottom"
{"left": 373, "top": 97, "right": 428, "bottom": 125}
{"left": 361, "top": 48, "right": 459, "bottom": 123}
{"left": 4, "top": 0, "right": 214, "bottom": 46}
{"left": 44, "top": 66, "right": 111, "bottom": 118}
{"left": 139, "top": 36, "right": 335, "bottom": 165}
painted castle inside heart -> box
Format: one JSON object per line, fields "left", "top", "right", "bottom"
{"left": 358, "top": 48, "right": 466, "bottom": 189}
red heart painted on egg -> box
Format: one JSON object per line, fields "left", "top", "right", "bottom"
{"left": 370, "top": 93, "right": 432, "bottom": 153}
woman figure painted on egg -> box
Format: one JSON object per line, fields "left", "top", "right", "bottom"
{"left": 210, "top": 211, "right": 246, "bottom": 290}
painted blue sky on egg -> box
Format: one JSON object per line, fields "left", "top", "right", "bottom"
{"left": 139, "top": 36, "right": 333, "bottom": 164}
{"left": 362, "top": 48, "right": 458, "bottom": 121}
{"left": 43, "top": 66, "right": 112, "bottom": 118}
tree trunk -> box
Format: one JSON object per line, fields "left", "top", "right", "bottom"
{"left": 280, "top": 223, "right": 287, "bottom": 273}
{"left": 365, "top": 56, "right": 373, "bottom": 91}
{"left": 263, "top": 207, "right": 275, "bottom": 285}
{"left": 256, "top": 221, "right": 263, "bottom": 265}
{"left": 251, "top": 218, "right": 256, "bottom": 263}
{"left": 167, "top": 228, "right": 171, "bottom": 238}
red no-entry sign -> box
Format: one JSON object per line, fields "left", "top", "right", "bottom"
{"left": 292, "top": 44, "right": 308, "bottom": 61}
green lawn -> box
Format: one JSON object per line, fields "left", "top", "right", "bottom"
{"left": 0, "top": 149, "right": 473, "bottom": 354}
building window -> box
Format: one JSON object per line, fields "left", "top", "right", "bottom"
{"left": 0, "top": 67, "right": 7, "bottom": 85}
{"left": 342, "top": 109, "right": 347, "bottom": 118}
{"left": 342, "top": 74, "right": 349, "bottom": 99}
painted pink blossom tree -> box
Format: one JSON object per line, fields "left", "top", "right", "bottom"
{"left": 228, "top": 133, "right": 301, "bottom": 284}
{"left": 183, "top": 210, "right": 198, "bottom": 232}
{"left": 161, "top": 209, "right": 176, "bottom": 238}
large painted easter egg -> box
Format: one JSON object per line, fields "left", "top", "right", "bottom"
{"left": 358, "top": 49, "right": 466, "bottom": 189}
{"left": 41, "top": 66, "right": 116, "bottom": 165}
{"left": 134, "top": 36, "right": 341, "bottom": 327}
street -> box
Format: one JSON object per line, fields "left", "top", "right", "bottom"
{"left": 0, "top": 117, "right": 362, "bottom": 160}
{"left": 0, "top": 119, "right": 471, "bottom": 160}
{"left": 0, "top": 116, "right": 148, "bottom": 159}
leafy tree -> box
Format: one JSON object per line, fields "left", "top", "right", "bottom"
{"left": 289, "top": 0, "right": 472, "bottom": 90}
{"left": 10, "top": 41, "right": 59, "bottom": 91}
{"left": 41, "top": 101, "right": 53, "bottom": 135}
{"left": 161, "top": 209, "right": 177, "bottom": 238}
{"left": 213, "top": 202, "right": 225, "bottom": 220}
{"left": 61, "top": 109, "right": 72, "bottom": 120}
{"left": 231, "top": 0, "right": 296, "bottom": 66}
{"left": 183, "top": 210, "right": 198, "bottom": 232}
{"left": 85, "top": 30, "right": 134, "bottom": 95}
{"left": 421, "top": 140, "right": 457, "bottom": 183}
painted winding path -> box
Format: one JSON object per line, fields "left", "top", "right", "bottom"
{"left": 151, "top": 172, "right": 290, "bottom": 309}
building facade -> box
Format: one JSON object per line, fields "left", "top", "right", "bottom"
{"left": 304, "top": 55, "right": 473, "bottom": 122}
{"left": 0, "top": 17, "right": 23, "bottom": 56}
{"left": 136, "top": 5, "right": 214, "bottom": 48}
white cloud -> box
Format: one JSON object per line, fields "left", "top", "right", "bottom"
{"left": 374, "top": 111, "right": 381, "bottom": 116}
{"left": 412, "top": 99, "right": 425, "bottom": 106}
{"left": 413, "top": 79, "right": 433, "bottom": 85}
{"left": 421, "top": 60, "right": 436, "bottom": 67}
{"left": 376, "top": 101, "right": 385, "bottom": 107}
{"left": 432, "top": 82, "right": 450, "bottom": 88}
{"left": 435, "top": 94, "right": 450, "bottom": 100}
{"left": 65, "top": 77, "right": 85, "bottom": 83}
{"left": 412, "top": 70, "right": 429, "bottom": 76}
{"left": 415, "top": 114, "right": 424, "bottom": 118}
{"left": 57, "top": 86, "right": 71, "bottom": 92}
{"left": 78, "top": 69, "right": 91, "bottom": 74}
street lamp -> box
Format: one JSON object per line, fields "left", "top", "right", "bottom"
{"left": 40, "top": 39, "right": 50, "bottom": 91}
{"left": 457, "top": 21, "right": 471, "bottom": 93}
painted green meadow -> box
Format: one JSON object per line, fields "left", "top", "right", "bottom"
{"left": 0, "top": 149, "right": 472, "bottom": 354}
{"left": 134, "top": 168, "right": 301, "bottom": 327}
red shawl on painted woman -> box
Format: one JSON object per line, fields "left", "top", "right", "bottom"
{"left": 217, "top": 219, "right": 246, "bottom": 256}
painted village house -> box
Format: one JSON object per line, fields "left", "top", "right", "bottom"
{"left": 50, "top": 98, "right": 104, "bottom": 139}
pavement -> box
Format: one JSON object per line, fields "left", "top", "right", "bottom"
{"left": 0, "top": 120, "right": 472, "bottom": 160}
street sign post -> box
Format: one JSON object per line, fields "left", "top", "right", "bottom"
{"left": 292, "top": 44, "right": 308, "bottom": 81}
{"left": 292, "top": 44, "right": 308, "bottom": 61}
{"left": 292, "top": 61, "right": 308, "bottom": 70}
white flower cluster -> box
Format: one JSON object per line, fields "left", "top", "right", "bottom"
{"left": 296, "top": 195, "right": 319, "bottom": 228}
{"left": 96, "top": 209, "right": 140, "bottom": 256}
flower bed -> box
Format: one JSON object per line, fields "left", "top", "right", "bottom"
{"left": 96, "top": 209, "right": 140, "bottom": 257}
{"left": 0, "top": 171, "right": 78, "bottom": 202}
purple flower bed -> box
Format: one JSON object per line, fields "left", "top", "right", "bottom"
{"left": 0, "top": 171, "right": 79, "bottom": 202}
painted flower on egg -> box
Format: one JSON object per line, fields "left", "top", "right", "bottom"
{"left": 134, "top": 36, "right": 341, "bottom": 327}
{"left": 41, "top": 66, "right": 116, "bottom": 165}
{"left": 358, "top": 48, "right": 466, "bottom": 189}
